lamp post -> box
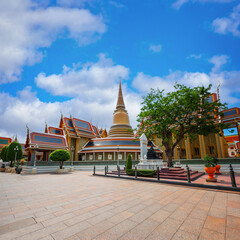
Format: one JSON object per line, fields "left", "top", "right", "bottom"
{"left": 70, "top": 146, "right": 75, "bottom": 172}
{"left": 34, "top": 144, "right": 38, "bottom": 167}
{"left": 14, "top": 146, "right": 19, "bottom": 164}
{"left": 117, "top": 145, "right": 119, "bottom": 167}
{"left": 32, "top": 144, "right": 38, "bottom": 174}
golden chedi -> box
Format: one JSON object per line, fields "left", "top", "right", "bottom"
{"left": 108, "top": 80, "right": 134, "bottom": 138}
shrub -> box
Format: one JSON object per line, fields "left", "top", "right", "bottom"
{"left": 1, "top": 146, "right": 8, "bottom": 162}
{"left": 203, "top": 155, "right": 215, "bottom": 167}
{"left": 6, "top": 142, "right": 23, "bottom": 167}
{"left": 126, "top": 169, "right": 156, "bottom": 177}
{"left": 126, "top": 154, "right": 132, "bottom": 170}
{"left": 49, "top": 150, "right": 70, "bottom": 169}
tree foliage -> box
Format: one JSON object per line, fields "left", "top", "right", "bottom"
{"left": 137, "top": 84, "right": 227, "bottom": 167}
{"left": 1, "top": 146, "right": 8, "bottom": 162}
{"left": 7, "top": 142, "right": 23, "bottom": 167}
{"left": 49, "top": 150, "right": 70, "bottom": 169}
{"left": 126, "top": 154, "right": 132, "bottom": 170}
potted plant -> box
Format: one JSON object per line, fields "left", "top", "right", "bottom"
{"left": 49, "top": 149, "right": 70, "bottom": 173}
{"left": 14, "top": 159, "right": 25, "bottom": 174}
{"left": 203, "top": 155, "right": 216, "bottom": 182}
{"left": 213, "top": 157, "right": 221, "bottom": 174}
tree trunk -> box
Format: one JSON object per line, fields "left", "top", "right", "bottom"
{"left": 165, "top": 148, "right": 174, "bottom": 167}
{"left": 59, "top": 161, "right": 63, "bottom": 169}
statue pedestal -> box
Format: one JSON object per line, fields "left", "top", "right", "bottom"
{"left": 136, "top": 159, "right": 164, "bottom": 170}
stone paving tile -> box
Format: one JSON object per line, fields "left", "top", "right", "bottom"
{"left": 16, "top": 222, "right": 67, "bottom": 240}
{"left": 227, "top": 207, "right": 240, "bottom": 218}
{"left": 41, "top": 212, "right": 76, "bottom": 227}
{"left": 1, "top": 172, "right": 240, "bottom": 240}
{"left": 108, "top": 211, "right": 133, "bottom": 224}
{"left": 179, "top": 217, "right": 205, "bottom": 235}
{"left": 94, "top": 219, "right": 138, "bottom": 240}
{"left": 119, "top": 218, "right": 159, "bottom": 240}
{"left": 227, "top": 215, "right": 240, "bottom": 229}
{"left": 169, "top": 209, "right": 190, "bottom": 222}
{"left": 149, "top": 209, "right": 171, "bottom": 223}
{"left": 64, "top": 212, "right": 95, "bottom": 226}
{"left": 128, "top": 208, "right": 154, "bottom": 224}
{"left": 226, "top": 227, "right": 240, "bottom": 240}
{"left": 0, "top": 222, "right": 43, "bottom": 240}
{"left": 76, "top": 220, "right": 114, "bottom": 239}
{"left": 145, "top": 217, "right": 182, "bottom": 240}
{"left": 171, "top": 229, "right": 198, "bottom": 240}
{"left": 203, "top": 216, "right": 226, "bottom": 233}
{"left": 86, "top": 211, "right": 115, "bottom": 226}
{"left": 39, "top": 235, "right": 54, "bottom": 240}
{"left": 188, "top": 209, "right": 208, "bottom": 220}
{"left": 208, "top": 206, "right": 226, "bottom": 219}
{"left": 51, "top": 221, "right": 91, "bottom": 240}
{"left": 127, "top": 203, "right": 147, "bottom": 213}
{"left": 227, "top": 200, "right": 240, "bottom": 209}
{"left": 199, "top": 228, "right": 225, "bottom": 240}
{"left": 0, "top": 217, "right": 36, "bottom": 235}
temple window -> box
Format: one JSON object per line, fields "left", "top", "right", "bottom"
{"left": 209, "top": 146, "right": 215, "bottom": 154}
{"left": 194, "top": 147, "right": 200, "bottom": 156}
{"left": 181, "top": 149, "right": 186, "bottom": 156}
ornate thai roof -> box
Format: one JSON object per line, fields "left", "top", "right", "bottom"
{"left": 48, "top": 127, "right": 64, "bottom": 135}
{"left": 0, "top": 137, "right": 12, "bottom": 151}
{"left": 79, "top": 137, "right": 162, "bottom": 154}
{"left": 27, "top": 132, "right": 68, "bottom": 150}
{"left": 62, "top": 116, "right": 100, "bottom": 139}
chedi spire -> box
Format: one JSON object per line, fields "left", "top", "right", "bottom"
{"left": 108, "top": 79, "right": 134, "bottom": 138}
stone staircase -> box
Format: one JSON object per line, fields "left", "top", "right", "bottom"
{"left": 108, "top": 167, "right": 205, "bottom": 181}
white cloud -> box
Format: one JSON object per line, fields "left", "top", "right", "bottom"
{"left": 0, "top": 85, "right": 141, "bottom": 143}
{"left": 132, "top": 54, "right": 240, "bottom": 106}
{"left": 0, "top": 0, "right": 106, "bottom": 84}
{"left": 0, "top": 55, "right": 140, "bottom": 142}
{"left": 212, "top": 4, "right": 240, "bottom": 37}
{"left": 209, "top": 55, "right": 229, "bottom": 72}
{"left": 172, "top": 0, "right": 234, "bottom": 9}
{"left": 109, "top": 1, "right": 126, "bottom": 8}
{"left": 56, "top": 0, "right": 91, "bottom": 8}
{"left": 149, "top": 44, "right": 162, "bottom": 53}
{"left": 35, "top": 54, "right": 129, "bottom": 99}
{"left": 187, "top": 54, "right": 202, "bottom": 59}
{"left": 1, "top": 54, "right": 240, "bottom": 143}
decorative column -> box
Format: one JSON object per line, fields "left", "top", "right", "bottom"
{"left": 124, "top": 152, "right": 126, "bottom": 161}
{"left": 103, "top": 152, "right": 105, "bottom": 161}
{"left": 185, "top": 137, "right": 192, "bottom": 160}
{"left": 199, "top": 135, "right": 206, "bottom": 159}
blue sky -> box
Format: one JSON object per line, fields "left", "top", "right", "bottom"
{"left": 0, "top": 0, "right": 240, "bottom": 142}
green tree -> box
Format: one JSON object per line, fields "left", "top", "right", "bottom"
{"left": 49, "top": 150, "right": 70, "bottom": 169}
{"left": 126, "top": 154, "right": 132, "bottom": 170}
{"left": 137, "top": 84, "right": 227, "bottom": 167}
{"left": 1, "top": 146, "right": 8, "bottom": 162}
{"left": 6, "top": 142, "right": 23, "bottom": 167}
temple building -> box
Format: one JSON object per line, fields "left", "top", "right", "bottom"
{"left": 0, "top": 137, "right": 12, "bottom": 152}
{"left": 222, "top": 107, "right": 240, "bottom": 157}
{"left": 22, "top": 81, "right": 240, "bottom": 164}
{"left": 78, "top": 80, "right": 162, "bottom": 161}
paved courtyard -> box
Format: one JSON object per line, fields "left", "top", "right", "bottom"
{"left": 0, "top": 172, "right": 240, "bottom": 240}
